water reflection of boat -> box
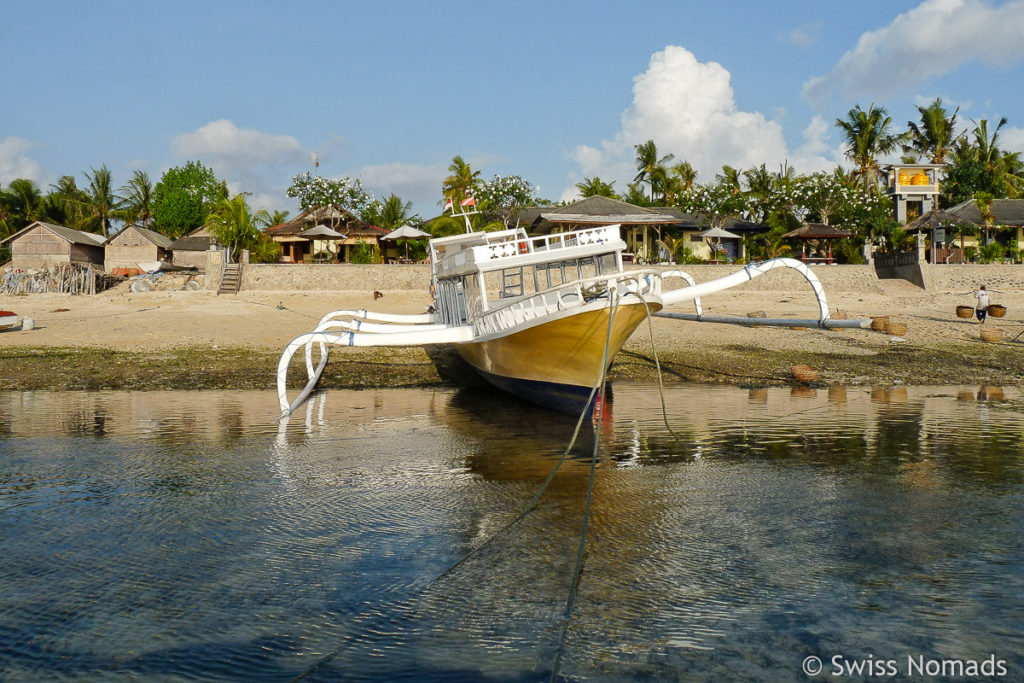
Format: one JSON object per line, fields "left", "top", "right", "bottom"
{"left": 276, "top": 205, "right": 872, "bottom": 419}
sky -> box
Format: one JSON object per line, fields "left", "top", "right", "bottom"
{"left": 3, "top": 0, "right": 1024, "bottom": 221}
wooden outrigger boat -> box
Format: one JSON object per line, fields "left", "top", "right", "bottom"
{"left": 0, "top": 311, "right": 19, "bottom": 331}
{"left": 276, "top": 205, "right": 871, "bottom": 419}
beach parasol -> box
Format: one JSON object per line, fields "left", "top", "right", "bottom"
{"left": 382, "top": 224, "right": 431, "bottom": 260}
{"left": 301, "top": 224, "right": 345, "bottom": 260}
{"left": 697, "top": 226, "right": 742, "bottom": 259}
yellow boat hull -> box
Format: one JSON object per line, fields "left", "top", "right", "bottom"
{"left": 455, "top": 300, "right": 661, "bottom": 414}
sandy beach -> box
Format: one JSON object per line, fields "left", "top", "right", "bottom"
{"left": 2, "top": 266, "right": 1023, "bottom": 391}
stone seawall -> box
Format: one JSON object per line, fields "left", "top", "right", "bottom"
{"left": 237, "top": 262, "right": 1023, "bottom": 295}
{"left": 920, "top": 264, "right": 1024, "bottom": 293}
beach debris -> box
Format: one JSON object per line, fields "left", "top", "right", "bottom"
{"left": 21, "top": 317, "right": 35, "bottom": 331}
{"left": 1, "top": 263, "right": 117, "bottom": 295}
{"left": 51, "top": 308, "right": 70, "bottom": 312}
{"left": 373, "top": 290, "right": 384, "bottom": 300}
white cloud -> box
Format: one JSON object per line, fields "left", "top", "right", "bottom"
{"left": 803, "top": 0, "right": 1024, "bottom": 106}
{"left": 782, "top": 22, "right": 822, "bottom": 49}
{"left": 356, "top": 162, "right": 447, "bottom": 215}
{"left": 172, "top": 119, "right": 309, "bottom": 169}
{"left": 566, "top": 45, "right": 834, "bottom": 199}
{"left": 1001, "top": 126, "right": 1024, "bottom": 153}
{"left": 0, "top": 137, "right": 44, "bottom": 185}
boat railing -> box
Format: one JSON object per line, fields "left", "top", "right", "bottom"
{"left": 434, "top": 225, "right": 622, "bottom": 275}
{"left": 472, "top": 269, "right": 661, "bottom": 337}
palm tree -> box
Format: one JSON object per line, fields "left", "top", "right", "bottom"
{"left": 904, "top": 98, "right": 962, "bottom": 164}
{"left": 715, "top": 165, "right": 742, "bottom": 194}
{"left": 575, "top": 176, "right": 617, "bottom": 198}
{"left": 834, "top": 104, "right": 903, "bottom": 191}
{"left": 670, "top": 161, "right": 697, "bottom": 191}
{"left": 118, "top": 170, "right": 154, "bottom": 227}
{"left": 377, "top": 193, "right": 414, "bottom": 230}
{"left": 441, "top": 155, "right": 481, "bottom": 206}
{"left": 6, "top": 178, "right": 43, "bottom": 226}
{"left": 267, "top": 209, "right": 290, "bottom": 227}
{"left": 971, "top": 118, "right": 1024, "bottom": 197}
{"left": 81, "top": 165, "right": 120, "bottom": 237}
{"left": 206, "top": 193, "right": 271, "bottom": 262}
{"left": 633, "top": 139, "right": 674, "bottom": 201}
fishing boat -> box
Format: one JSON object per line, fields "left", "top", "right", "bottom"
{"left": 276, "top": 204, "right": 871, "bottom": 419}
{"left": 0, "top": 311, "right": 19, "bottom": 331}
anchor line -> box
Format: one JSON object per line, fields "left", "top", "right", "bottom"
{"left": 290, "top": 291, "right": 624, "bottom": 683}
{"left": 549, "top": 289, "right": 620, "bottom": 683}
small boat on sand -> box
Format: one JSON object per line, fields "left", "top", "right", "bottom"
{"left": 276, "top": 204, "right": 871, "bottom": 418}
{"left": 0, "top": 311, "right": 19, "bottom": 331}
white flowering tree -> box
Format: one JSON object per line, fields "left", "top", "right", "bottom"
{"left": 788, "top": 171, "right": 888, "bottom": 232}
{"left": 476, "top": 174, "right": 541, "bottom": 228}
{"left": 286, "top": 172, "right": 374, "bottom": 218}
{"left": 676, "top": 183, "right": 750, "bottom": 229}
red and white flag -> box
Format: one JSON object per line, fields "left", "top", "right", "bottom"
{"left": 442, "top": 198, "right": 453, "bottom": 212}
{"left": 461, "top": 197, "right": 476, "bottom": 207}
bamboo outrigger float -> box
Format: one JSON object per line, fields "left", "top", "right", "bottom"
{"left": 276, "top": 205, "right": 872, "bottom": 419}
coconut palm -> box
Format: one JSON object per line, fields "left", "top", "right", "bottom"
{"left": 206, "top": 193, "right": 271, "bottom": 262}
{"left": 670, "top": 161, "right": 697, "bottom": 191}
{"left": 834, "top": 104, "right": 903, "bottom": 191}
{"left": 575, "top": 176, "right": 617, "bottom": 198}
{"left": 904, "top": 98, "right": 962, "bottom": 164}
{"left": 715, "top": 165, "right": 743, "bottom": 194}
{"left": 441, "top": 155, "right": 481, "bottom": 206}
{"left": 81, "top": 165, "right": 120, "bottom": 237}
{"left": 263, "top": 209, "right": 289, "bottom": 227}
{"left": 2, "top": 179, "right": 43, "bottom": 231}
{"left": 118, "top": 170, "right": 154, "bottom": 227}
{"left": 971, "top": 118, "right": 1024, "bottom": 197}
{"left": 378, "top": 193, "right": 414, "bottom": 230}
{"left": 633, "top": 139, "right": 674, "bottom": 201}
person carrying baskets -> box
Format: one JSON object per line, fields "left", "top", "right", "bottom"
{"left": 967, "top": 285, "right": 1004, "bottom": 324}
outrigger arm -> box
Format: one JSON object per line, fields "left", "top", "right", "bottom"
{"left": 658, "top": 257, "right": 872, "bottom": 330}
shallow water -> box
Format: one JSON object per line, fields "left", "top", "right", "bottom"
{"left": 1, "top": 384, "right": 1022, "bottom": 681}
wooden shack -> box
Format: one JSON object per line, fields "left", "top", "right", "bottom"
{"left": 104, "top": 224, "right": 174, "bottom": 275}
{"left": 0, "top": 221, "right": 106, "bottom": 270}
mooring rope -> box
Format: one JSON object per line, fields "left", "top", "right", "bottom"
{"left": 549, "top": 288, "right": 620, "bottom": 682}
{"left": 638, "top": 295, "right": 682, "bottom": 439}
{"left": 292, "top": 289, "right": 624, "bottom": 683}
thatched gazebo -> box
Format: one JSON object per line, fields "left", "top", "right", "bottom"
{"left": 782, "top": 223, "right": 852, "bottom": 263}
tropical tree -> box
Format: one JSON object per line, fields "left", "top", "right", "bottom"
{"left": 80, "top": 165, "right": 120, "bottom": 237}
{"left": 903, "top": 97, "right": 962, "bottom": 164}
{"left": 834, "top": 104, "right": 903, "bottom": 191}
{"left": 267, "top": 209, "right": 290, "bottom": 227}
{"left": 3, "top": 178, "right": 43, "bottom": 230}
{"left": 205, "top": 193, "right": 271, "bottom": 262}
{"left": 152, "top": 161, "right": 227, "bottom": 238}
{"left": 363, "top": 192, "right": 415, "bottom": 230}
{"left": 575, "top": 176, "right": 617, "bottom": 198}
{"left": 971, "top": 118, "right": 1024, "bottom": 197}
{"left": 287, "top": 172, "right": 373, "bottom": 220}
{"left": 441, "top": 155, "right": 481, "bottom": 206}
{"left": 633, "top": 139, "right": 674, "bottom": 201}
{"left": 118, "top": 170, "right": 155, "bottom": 227}
{"left": 476, "top": 174, "right": 540, "bottom": 227}
{"left": 42, "top": 176, "right": 88, "bottom": 227}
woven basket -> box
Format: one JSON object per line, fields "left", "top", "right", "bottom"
{"left": 870, "top": 316, "right": 889, "bottom": 331}
{"left": 884, "top": 321, "right": 907, "bottom": 337}
{"left": 980, "top": 328, "right": 1002, "bottom": 343}
{"left": 956, "top": 305, "right": 974, "bottom": 319}
{"left": 791, "top": 365, "right": 818, "bottom": 383}
{"left": 978, "top": 385, "right": 1005, "bottom": 400}
{"left": 988, "top": 304, "right": 1006, "bottom": 318}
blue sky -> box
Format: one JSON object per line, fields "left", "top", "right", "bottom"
{"left": 2, "top": 0, "right": 1023, "bottom": 219}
